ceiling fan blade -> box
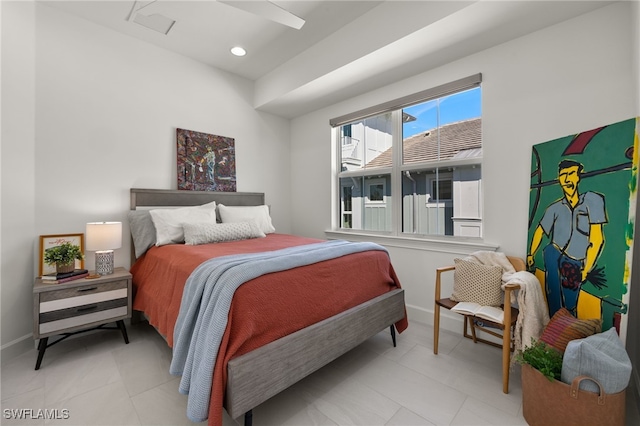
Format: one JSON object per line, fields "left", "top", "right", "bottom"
{"left": 218, "top": 0, "right": 305, "bottom": 30}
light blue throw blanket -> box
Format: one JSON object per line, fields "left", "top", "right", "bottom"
{"left": 169, "top": 239, "right": 388, "bottom": 422}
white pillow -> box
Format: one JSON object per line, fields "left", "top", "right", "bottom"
{"left": 217, "top": 204, "right": 275, "bottom": 234}
{"left": 149, "top": 201, "right": 217, "bottom": 246}
{"left": 184, "top": 221, "right": 265, "bottom": 245}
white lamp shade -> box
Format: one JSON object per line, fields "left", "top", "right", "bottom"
{"left": 86, "top": 222, "right": 123, "bottom": 251}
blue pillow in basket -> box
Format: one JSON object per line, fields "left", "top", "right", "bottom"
{"left": 561, "top": 328, "right": 631, "bottom": 394}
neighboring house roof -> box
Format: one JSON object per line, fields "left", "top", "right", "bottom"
{"left": 366, "top": 117, "right": 481, "bottom": 167}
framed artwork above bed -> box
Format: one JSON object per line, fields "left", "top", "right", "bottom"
{"left": 177, "top": 128, "right": 236, "bottom": 192}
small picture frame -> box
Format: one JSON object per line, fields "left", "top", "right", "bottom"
{"left": 39, "top": 233, "right": 85, "bottom": 276}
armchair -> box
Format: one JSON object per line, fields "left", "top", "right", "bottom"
{"left": 433, "top": 256, "right": 525, "bottom": 393}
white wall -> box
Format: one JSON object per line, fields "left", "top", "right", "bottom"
{"left": 1, "top": 1, "right": 38, "bottom": 361}
{"left": 290, "top": 2, "right": 636, "bottom": 329}
{"left": 1, "top": 2, "right": 291, "bottom": 358}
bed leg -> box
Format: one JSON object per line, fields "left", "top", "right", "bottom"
{"left": 389, "top": 325, "right": 396, "bottom": 347}
{"left": 244, "top": 410, "right": 253, "bottom": 426}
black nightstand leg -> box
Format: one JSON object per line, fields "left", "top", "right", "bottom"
{"left": 117, "top": 320, "right": 129, "bottom": 344}
{"left": 35, "top": 337, "right": 48, "bottom": 370}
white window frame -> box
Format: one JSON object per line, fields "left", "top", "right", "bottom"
{"left": 330, "top": 74, "right": 489, "bottom": 245}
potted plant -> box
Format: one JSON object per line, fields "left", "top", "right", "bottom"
{"left": 516, "top": 338, "right": 563, "bottom": 381}
{"left": 516, "top": 338, "right": 625, "bottom": 426}
{"left": 44, "top": 242, "right": 84, "bottom": 273}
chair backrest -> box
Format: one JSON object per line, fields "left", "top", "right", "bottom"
{"left": 506, "top": 256, "right": 526, "bottom": 272}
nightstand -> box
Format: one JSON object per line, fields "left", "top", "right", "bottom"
{"left": 33, "top": 267, "right": 132, "bottom": 370}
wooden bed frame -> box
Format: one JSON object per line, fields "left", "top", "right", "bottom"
{"left": 129, "top": 188, "right": 406, "bottom": 425}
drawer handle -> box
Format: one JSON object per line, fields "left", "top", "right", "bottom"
{"left": 76, "top": 304, "right": 98, "bottom": 313}
{"left": 77, "top": 287, "right": 98, "bottom": 293}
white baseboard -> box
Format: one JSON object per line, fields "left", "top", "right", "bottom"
{"left": 406, "top": 303, "right": 464, "bottom": 332}
{"left": 405, "top": 303, "right": 504, "bottom": 346}
{"left": 1, "top": 333, "right": 34, "bottom": 366}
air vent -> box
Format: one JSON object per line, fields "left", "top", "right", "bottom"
{"left": 132, "top": 12, "right": 175, "bottom": 35}
{"left": 127, "top": 1, "right": 175, "bottom": 35}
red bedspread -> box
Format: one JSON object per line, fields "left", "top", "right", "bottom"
{"left": 131, "top": 233, "right": 407, "bottom": 425}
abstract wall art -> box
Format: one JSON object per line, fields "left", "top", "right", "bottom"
{"left": 177, "top": 128, "right": 236, "bottom": 192}
{"left": 527, "top": 117, "right": 639, "bottom": 332}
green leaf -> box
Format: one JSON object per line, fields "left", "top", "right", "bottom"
{"left": 515, "top": 338, "right": 563, "bottom": 381}
{"left": 43, "top": 242, "right": 84, "bottom": 265}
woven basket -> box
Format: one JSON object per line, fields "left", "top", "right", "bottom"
{"left": 522, "top": 363, "right": 625, "bottom": 426}
{"left": 56, "top": 262, "right": 75, "bottom": 274}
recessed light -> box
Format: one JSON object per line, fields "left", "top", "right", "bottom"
{"left": 230, "top": 46, "right": 246, "bottom": 57}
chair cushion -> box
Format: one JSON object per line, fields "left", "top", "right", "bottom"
{"left": 450, "top": 258, "right": 503, "bottom": 306}
{"left": 540, "top": 308, "right": 602, "bottom": 353}
{"left": 561, "top": 328, "right": 631, "bottom": 394}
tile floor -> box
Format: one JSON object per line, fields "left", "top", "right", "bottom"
{"left": 1, "top": 319, "right": 638, "bottom": 425}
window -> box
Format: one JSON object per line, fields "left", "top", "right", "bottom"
{"left": 367, "top": 182, "right": 385, "bottom": 202}
{"left": 341, "top": 124, "right": 353, "bottom": 147}
{"left": 332, "top": 74, "right": 483, "bottom": 238}
{"left": 431, "top": 178, "right": 452, "bottom": 201}
{"left": 342, "top": 185, "right": 353, "bottom": 228}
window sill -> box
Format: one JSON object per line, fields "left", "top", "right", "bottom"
{"left": 324, "top": 230, "right": 499, "bottom": 254}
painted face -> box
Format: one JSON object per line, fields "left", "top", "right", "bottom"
{"left": 559, "top": 165, "right": 580, "bottom": 198}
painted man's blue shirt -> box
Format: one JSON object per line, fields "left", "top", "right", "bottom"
{"left": 539, "top": 191, "right": 607, "bottom": 259}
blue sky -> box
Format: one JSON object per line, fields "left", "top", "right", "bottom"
{"left": 402, "top": 87, "right": 481, "bottom": 138}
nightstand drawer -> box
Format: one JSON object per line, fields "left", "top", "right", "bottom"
{"left": 40, "top": 279, "right": 127, "bottom": 304}
{"left": 37, "top": 279, "right": 129, "bottom": 335}
{"left": 39, "top": 306, "right": 128, "bottom": 334}
{"left": 40, "top": 297, "right": 128, "bottom": 323}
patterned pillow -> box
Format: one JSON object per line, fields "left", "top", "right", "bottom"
{"left": 183, "top": 221, "right": 265, "bottom": 245}
{"left": 450, "top": 258, "right": 503, "bottom": 306}
{"left": 540, "top": 308, "right": 602, "bottom": 353}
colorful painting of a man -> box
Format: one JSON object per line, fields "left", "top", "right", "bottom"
{"left": 177, "top": 128, "right": 236, "bottom": 192}
{"left": 527, "top": 118, "right": 638, "bottom": 331}
{"left": 528, "top": 160, "right": 607, "bottom": 316}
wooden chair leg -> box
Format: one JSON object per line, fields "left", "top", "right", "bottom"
{"left": 502, "top": 285, "right": 517, "bottom": 394}
{"left": 468, "top": 317, "right": 478, "bottom": 343}
{"left": 433, "top": 304, "right": 440, "bottom": 355}
{"left": 502, "top": 324, "right": 511, "bottom": 394}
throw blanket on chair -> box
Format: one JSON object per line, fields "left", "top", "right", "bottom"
{"left": 170, "top": 239, "right": 388, "bottom": 422}
{"left": 466, "top": 251, "right": 549, "bottom": 355}
{"left": 504, "top": 271, "right": 550, "bottom": 355}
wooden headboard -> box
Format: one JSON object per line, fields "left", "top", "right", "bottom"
{"left": 129, "top": 188, "right": 266, "bottom": 265}
{"left": 130, "top": 188, "right": 265, "bottom": 210}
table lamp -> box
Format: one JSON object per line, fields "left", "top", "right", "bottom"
{"left": 86, "top": 222, "right": 122, "bottom": 275}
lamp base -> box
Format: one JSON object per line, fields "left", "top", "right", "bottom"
{"left": 95, "top": 250, "right": 114, "bottom": 275}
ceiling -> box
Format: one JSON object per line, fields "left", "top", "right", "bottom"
{"left": 42, "top": 1, "right": 615, "bottom": 118}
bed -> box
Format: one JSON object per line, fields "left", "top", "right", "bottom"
{"left": 128, "top": 188, "right": 407, "bottom": 426}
